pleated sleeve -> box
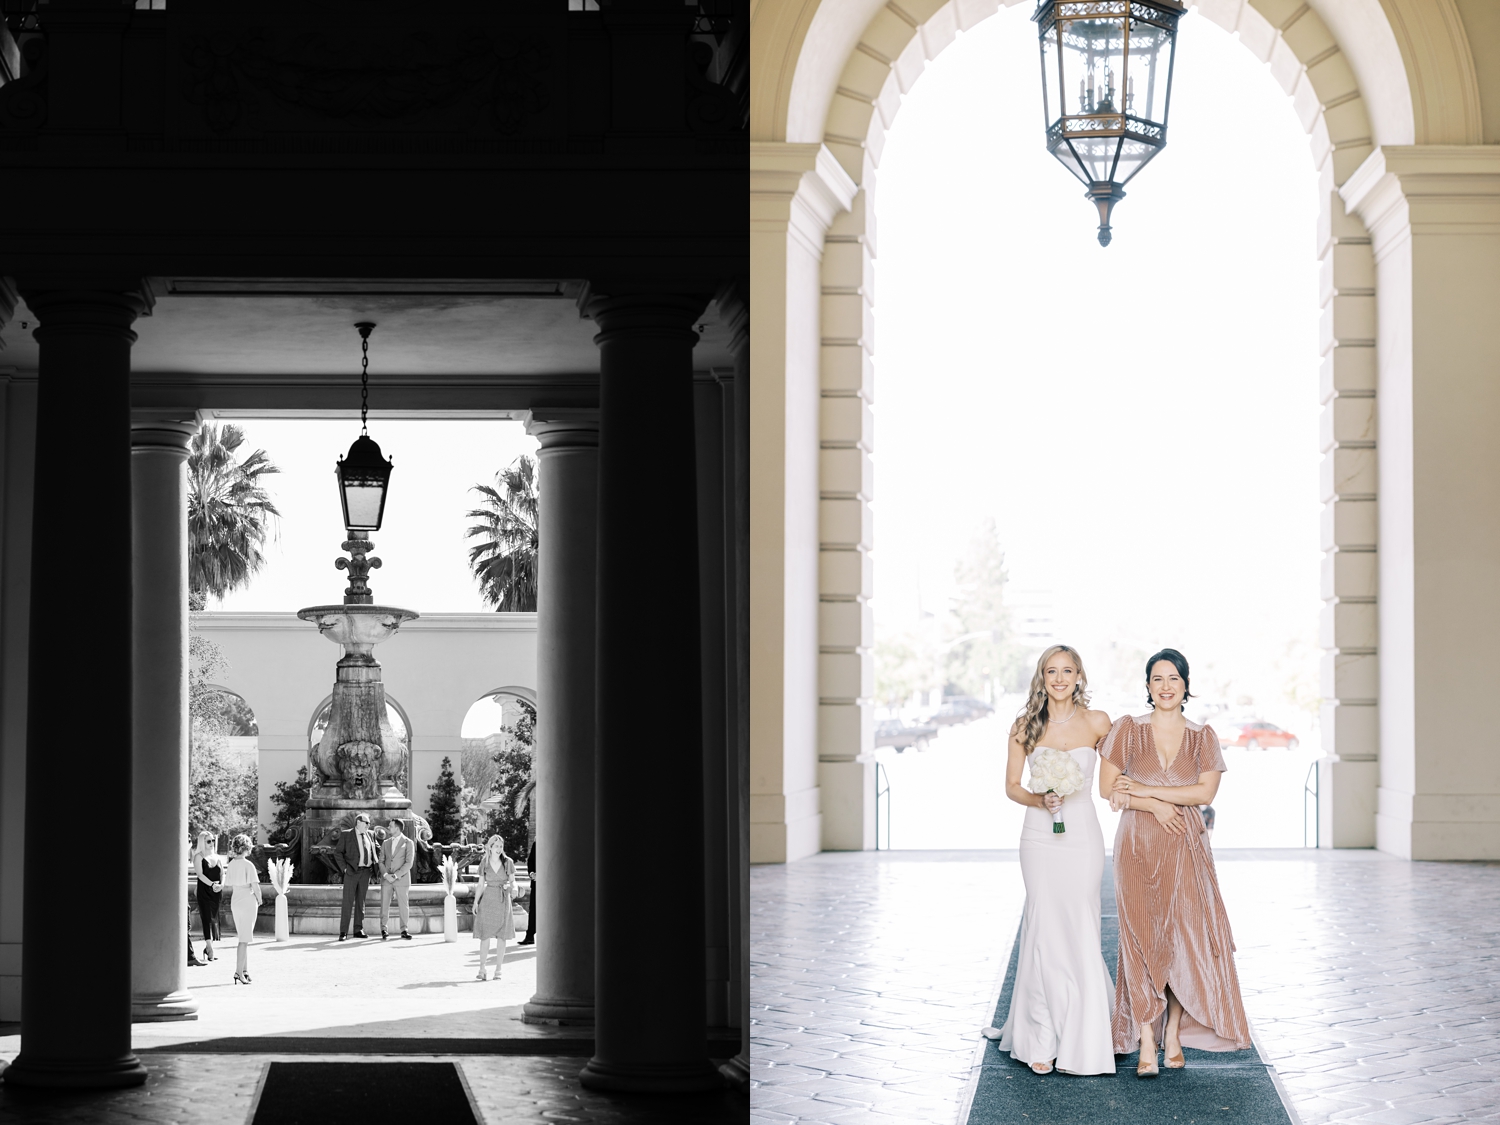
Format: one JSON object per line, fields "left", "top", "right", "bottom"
{"left": 1196, "top": 725, "right": 1228, "bottom": 773}
{"left": 1100, "top": 714, "right": 1133, "bottom": 772}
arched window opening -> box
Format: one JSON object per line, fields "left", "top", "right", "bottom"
{"left": 458, "top": 689, "right": 536, "bottom": 855}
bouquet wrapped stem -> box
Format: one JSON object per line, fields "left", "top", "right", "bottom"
{"left": 1027, "top": 748, "right": 1085, "bottom": 834}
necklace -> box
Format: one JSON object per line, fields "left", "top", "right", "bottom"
{"left": 1048, "top": 705, "right": 1078, "bottom": 725}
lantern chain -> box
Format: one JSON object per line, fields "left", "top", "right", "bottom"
{"left": 360, "top": 333, "right": 369, "bottom": 435}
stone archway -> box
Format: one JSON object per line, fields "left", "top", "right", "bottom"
{"left": 751, "top": 0, "right": 1487, "bottom": 861}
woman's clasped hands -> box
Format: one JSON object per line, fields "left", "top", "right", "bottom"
{"left": 1110, "top": 775, "right": 1187, "bottom": 835}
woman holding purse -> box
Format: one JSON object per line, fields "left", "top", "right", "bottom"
{"left": 224, "top": 834, "right": 264, "bottom": 985}
{"left": 472, "top": 835, "right": 516, "bottom": 981}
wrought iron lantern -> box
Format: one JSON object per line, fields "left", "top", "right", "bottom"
{"left": 1033, "top": 0, "right": 1185, "bottom": 245}
{"left": 336, "top": 322, "right": 394, "bottom": 532}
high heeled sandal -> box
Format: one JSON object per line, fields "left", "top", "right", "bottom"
{"left": 1029, "top": 1061, "right": 1054, "bottom": 1075}
{"left": 475, "top": 970, "right": 488, "bottom": 981}
{"left": 1164, "top": 1047, "right": 1185, "bottom": 1069}
{"left": 1137, "top": 1052, "right": 1159, "bottom": 1079}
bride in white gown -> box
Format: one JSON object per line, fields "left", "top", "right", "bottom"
{"left": 983, "top": 644, "right": 1116, "bottom": 1076}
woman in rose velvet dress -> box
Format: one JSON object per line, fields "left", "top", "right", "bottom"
{"left": 1099, "top": 648, "right": 1251, "bottom": 1078}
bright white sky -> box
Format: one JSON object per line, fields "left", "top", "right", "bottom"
{"left": 215, "top": 417, "right": 537, "bottom": 615}
{"left": 873, "top": 7, "right": 1322, "bottom": 727}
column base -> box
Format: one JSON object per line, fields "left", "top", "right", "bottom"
{"left": 578, "top": 1056, "right": 725, "bottom": 1093}
{"left": 719, "top": 1051, "right": 749, "bottom": 1091}
{"left": 522, "top": 996, "right": 595, "bottom": 1026}
{"left": 2, "top": 1052, "right": 148, "bottom": 1089}
{"left": 1319, "top": 756, "right": 1378, "bottom": 848}
{"left": 131, "top": 989, "right": 199, "bottom": 1022}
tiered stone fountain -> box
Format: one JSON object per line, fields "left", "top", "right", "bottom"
{"left": 296, "top": 533, "right": 418, "bottom": 881}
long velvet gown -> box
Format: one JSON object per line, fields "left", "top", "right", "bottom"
{"left": 1103, "top": 714, "right": 1252, "bottom": 1053}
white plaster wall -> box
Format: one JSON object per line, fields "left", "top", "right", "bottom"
{"left": 192, "top": 612, "right": 536, "bottom": 838}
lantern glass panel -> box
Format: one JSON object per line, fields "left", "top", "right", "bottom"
{"left": 1126, "top": 15, "right": 1174, "bottom": 123}
{"left": 341, "top": 480, "right": 386, "bottom": 531}
{"left": 1039, "top": 20, "right": 1062, "bottom": 126}
{"left": 1059, "top": 16, "right": 1124, "bottom": 119}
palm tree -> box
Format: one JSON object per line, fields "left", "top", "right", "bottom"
{"left": 466, "top": 455, "right": 539, "bottom": 611}
{"left": 188, "top": 423, "right": 281, "bottom": 605}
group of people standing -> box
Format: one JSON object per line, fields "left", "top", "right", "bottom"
{"left": 189, "top": 831, "right": 262, "bottom": 985}
{"left": 985, "top": 644, "right": 1252, "bottom": 1078}
{"left": 187, "top": 817, "right": 533, "bottom": 984}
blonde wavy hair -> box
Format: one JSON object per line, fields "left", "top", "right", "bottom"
{"left": 1012, "top": 644, "right": 1090, "bottom": 755}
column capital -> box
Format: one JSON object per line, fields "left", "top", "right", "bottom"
{"left": 582, "top": 291, "right": 709, "bottom": 345}
{"left": 16, "top": 280, "right": 155, "bottom": 341}
{"left": 525, "top": 408, "right": 600, "bottom": 450}
{"left": 131, "top": 411, "right": 200, "bottom": 456}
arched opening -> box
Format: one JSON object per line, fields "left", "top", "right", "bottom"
{"left": 759, "top": 0, "right": 1403, "bottom": 861}
{"left": 460, "top": 687, "right": 537, "bottom": 855}
{"left": 190, "top": 685, "right": 261, "bottom": 846}
{"left": 867, "top": 7, "right": 1322, "bottom": 849}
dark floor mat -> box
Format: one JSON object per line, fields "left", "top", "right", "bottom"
{"left": 251, "top": 1061, "right": 478, "bottom": 1125}
{"left": 966, "top": 865, "right": 1291, "bottom": 1125}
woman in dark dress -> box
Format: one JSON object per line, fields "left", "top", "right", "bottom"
{"left": 191, "top": 830, "right": 224, "bottom": 962}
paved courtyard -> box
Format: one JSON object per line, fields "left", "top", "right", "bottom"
{"left": 751, "top": 848, "right": 1500, "bottom": 1125}
{"left": 0, "top": 933, "right": 744, "bottom": 1124}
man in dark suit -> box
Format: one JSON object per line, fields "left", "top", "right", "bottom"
{"left": 519, "top": 839, "right": 536, "bottom": 945}
{"left": 335, "top": 813, "right": 380, "bottom": 940}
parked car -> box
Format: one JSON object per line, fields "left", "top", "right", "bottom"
{"left": 876, "top": 719, "right": 938, "bottom": 752}
{"left": 929, "top": 695, "right": 995, "bottom": 728}
{"left": 1217, "top": 719, "right": 1299, "bottom": 751}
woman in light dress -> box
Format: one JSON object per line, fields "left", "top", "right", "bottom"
{"left": 472, "top": 835, "right": 517, "bottom": 981}
{"left": 224, "top": 834, "right": 264, "bottom": 986}
{"left": 190, "top": 831, "right": 224, "bottom": 963}
{"left": 1100, "top": 648, "right": 1251, "bottom": 1077}
{"left": 985, "top": 645, "right": 1116, "bottom": 1076}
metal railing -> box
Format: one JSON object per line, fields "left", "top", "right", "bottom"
{"left": 874, "top": 762, "right": 891, "bottom": 851}
{"left": 1303, "top": 760, "right": 1319, "bottom": 848}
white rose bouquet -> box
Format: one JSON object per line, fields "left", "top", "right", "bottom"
{"left": 1027, "top": 747, "right": 1085, "bottom": 833}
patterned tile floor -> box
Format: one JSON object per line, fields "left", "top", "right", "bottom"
{"left": 0, "top": 932, "right": 745, "bottom": 1124}
{"left": 750, "top": 849, "right": 1500, "bottom": 1125}
{"left": 0, "top": 1054, "right": 744, "bottom": 1124}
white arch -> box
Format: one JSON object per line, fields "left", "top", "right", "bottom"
{"left": 747, "top": 0, "right": 1468, "bottom": 862}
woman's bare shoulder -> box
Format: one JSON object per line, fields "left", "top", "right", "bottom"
{"left": 1085, "top": 709, "right": 1113, "bottom": 737}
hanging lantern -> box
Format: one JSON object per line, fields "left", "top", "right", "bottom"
{"left": 335, "top": 322, "right": 394, "bottom": 532}
{"left": 1033, "top": 0, "right": 1185, "bottom": 245}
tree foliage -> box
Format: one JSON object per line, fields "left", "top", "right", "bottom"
{"left": 188, "top": 633, "right": 258, "bottom": 841}
{"left": 268, "top": 766, "right": 313, "bottom": 845}
{"left": 465, "top": 456, "right": 539, "bottom": 612}
{"left": 426, "top": 756, "right": 465, "bottom": 844}
{"left": 188, "top": 423, "right": 281, "bottom": 604}
{"left": 873, "top": 520, "right": 1026, "bottom": 708}
{"left": 482, "top": 699, "right": 535, "bottom": 857}
{"left": 943, "top": 519, "right": 1024, "bottom": 696}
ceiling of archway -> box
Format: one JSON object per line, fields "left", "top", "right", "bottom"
{"left": 0, "top": 281, "right": 737, "bottom": 376}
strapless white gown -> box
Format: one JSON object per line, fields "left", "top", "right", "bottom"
{"left": 993, "top": 745, "right": 1115, "bottom": 1074}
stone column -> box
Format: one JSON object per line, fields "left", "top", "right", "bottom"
{"left": 130, "top": 414, "right": 199, "bottom": 1022}
{"left": 579, "top": 292, "right": 720, "bottom": 1093}
{"left": 693, "top": 372, "right": 730, "bottom": 1031}
{"left": 522, "top": 409, "right": 599, "bottom": 1026}
{"left": 1341, "top": 147, "right": 1500, "bottom": 860}
{"left": 5, "top": 284, "right": 151, "bottom": 1089}
{"left": 0, "top": 365, "right": 38, "bottom": 1024}
{"left": 718, "top": 282, "right": 751, "bottom": 1089}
